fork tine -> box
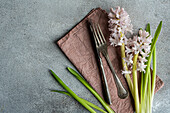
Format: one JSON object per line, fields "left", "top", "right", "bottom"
{"left": 90, "top": 25, "right": 98, "bottom": 47}
{"left": 93, "top": 24, "right": 101, "bottom": 46}
{"left": 95, "top": 24, "right": 104, "bottom": 44}
{"left": 97, "top": 24, "right": 106, "bottom": 43}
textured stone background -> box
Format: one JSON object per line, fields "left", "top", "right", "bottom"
{"left": 0, "top": 0, "right": 169, "bottom": 113}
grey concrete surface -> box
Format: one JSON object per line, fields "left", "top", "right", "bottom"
{"left": 0, "top": 0, "right": 169, "bottom": 113}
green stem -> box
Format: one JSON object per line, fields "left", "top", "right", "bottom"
{"left": 67, "top": 67, "right": 115, "bottom": 113}
{"left": 140, "top": 72, "right": 144, "bottom": 103}
{"left": 148, "top": 69, "right": 152, "bottom": 113}
{"left": 141, "top": 88, "right": 147, "bottom": 113}
{"left": 121, "top": 43, "right": 134, "bottom": 98}
{"left": 146, "top": 94, "right": 149, "bottom": 113}
{"left": 142, "top": 21, "right": 162, "bottom": 107}
{"left": 132, "top": 53, "right": 140, "bottom": 113}
{"left": 151, "top": 47, "right": 156, "bottom": 98}
{"left": 51, "top": 90, "right": 107, "bottom": 113}
{"left": 141, "top": 71, "right": 149, "bottom": 113}
{"left": 140, "top": 23, "right": 150, "bottom": 113}
{"left": 50, "top": 70, "right": 96, "bottom": 113}
{"left": 146, "top": 23, "right": 152, "bottom": 113}
{"left": 143, "top": 69, "right": 151, "bottom": 113}
{"left": 149, "top": 46, "right": 156, "bottom": 113}
{"left": 82, "top": 98, "right": 107, "bottom": 113}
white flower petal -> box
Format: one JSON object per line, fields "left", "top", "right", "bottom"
{"left": 137, "top": 62, "right": 147, "bottom": 73}
{"left": 138, "top": 56, "right": 148, "bottom": 62}
{"left": 122, "top": 70, "right": 131, "bottom": 75}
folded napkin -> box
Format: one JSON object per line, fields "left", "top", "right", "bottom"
{"left": 57, "top": 8, "right": 164, "bottom": 113}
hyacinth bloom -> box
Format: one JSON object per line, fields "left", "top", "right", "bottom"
{"left": 108, "top": 6, "right": 162, "bottom": 113}
{"left": 123, "top": 30, "right": 153, "bottom": 73}
{"left": 108, "top": 6, "right": 133, "bottom": 46}
{"left": 108, "top": 6, "right": 152, "bottom": 74}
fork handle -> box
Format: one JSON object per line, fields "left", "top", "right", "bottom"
{"left": 98, "top": 57, "right": 112, "bottom": 105}
{"left": 105, "top": 54, "right": 128, "bottom": 99}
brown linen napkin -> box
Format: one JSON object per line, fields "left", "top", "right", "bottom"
{"left": 57, "top": 8, "right": 164, "bottom": 113}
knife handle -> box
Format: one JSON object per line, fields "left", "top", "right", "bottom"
{"left": 98, "top": 57, "right": 112, "bottom": 105}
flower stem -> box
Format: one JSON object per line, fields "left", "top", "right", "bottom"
{"left": 149, "top": 46, "right": 156, "bottom": 113}
{"left": 146, "top": 23, "right": 152, "bottom": 113}
{"left": 142, "top": 21, "right": 162, "bottom": 109}
{"left": 140, "top": 72, "right": 144, "bottom": 103}
{"left": 67, "top": 67, "right": 115, "bottom": 113}
{"left": 148, "top": 69, "right": 152, "bottom": 113}
{"left": 121, "top": 43, "right": 134, "bottom": 98}
{"left": 50, "top": 70, "right": 96, "bottom": 113}
{"left": 132, "top": 53, "right": 140, "bottom": 113}
{"left": 140, "top": 72, "right": 144, "bottom": 113}
{"left": 151, "top": 47, "right": 156, "bottom": 99}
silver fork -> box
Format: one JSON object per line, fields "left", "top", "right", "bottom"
{"left": 90, "top": 22, "right": 128, "bottom": 100}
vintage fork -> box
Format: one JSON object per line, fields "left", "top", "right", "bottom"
{"left": 90, "top": 23, "right": 112, "bottom": 105}
{"left": 90, "top": 22, "right": 128, "bottom": 99}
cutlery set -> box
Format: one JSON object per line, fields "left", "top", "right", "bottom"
{"left": 89, "top": 21, "right": 128, "bottom": 104}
